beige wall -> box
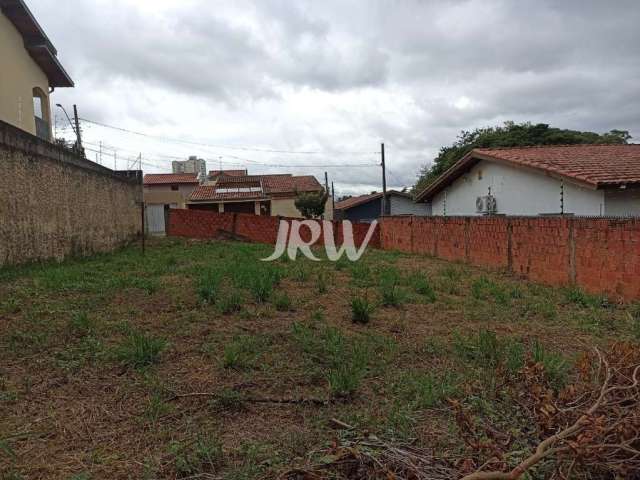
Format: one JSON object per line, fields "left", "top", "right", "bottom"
{"left": 271, "top": 196, "right": 333, "bottom": 220}
{"left": 0, "top": 13, "right": 51, "bottom": 137}
{"left": 143, "top": 184, "right": 197, "bottom": 208}
{"left": 0, "top": 120, "right": 142, "bottom": 266}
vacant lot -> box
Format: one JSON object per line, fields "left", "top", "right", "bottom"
{"left": 1, "top": 238, "right": 638, "bottom": 479}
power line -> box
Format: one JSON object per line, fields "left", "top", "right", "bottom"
{"left": 78, "top": 117, "right": 380, "bottom": 155}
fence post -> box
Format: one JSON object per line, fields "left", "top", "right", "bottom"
{"left": 506, "top": 218, "right": 513, "bottom": 273}
{"left": 568, "top": 218, "right": 576, "bottom": 284}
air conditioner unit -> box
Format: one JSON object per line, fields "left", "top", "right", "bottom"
{"left": 476, "top": 195, "right": 497, "bottom": 214}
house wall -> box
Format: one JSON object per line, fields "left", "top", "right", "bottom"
{"left": 0, "top": 12, "right": 51, "bottom": 137}
{"left": 0, "top": 120, "right": 142, "bottom": 266}
{"left": 143, "top": 184, "right": 196, "bottom": 208}
{"left": 604, "top": 188, "right": 640, "bottom": 216}
{"left": 431, "top": 160, "right": 605, "bottom": 216}
{"left": 270, "top": 196, "right": 334, "bottom": 220}
{"left": 390, "top": 195, "right": 430, "bottom": 216}
{"left": 341, "top": 198, "right": 382, "bottom": 223}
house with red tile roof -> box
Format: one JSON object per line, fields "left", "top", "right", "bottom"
{"left": 188, "top": 172, "right": 332, "bottom": 219}
{"left": 415, "top": 145, "right": 640, "bottom": 217}
{"left": 143, "top": 173, "right": 200, "bottom": 209}
{"left": 335, "top": 190, "right": 430, "bottom": 222}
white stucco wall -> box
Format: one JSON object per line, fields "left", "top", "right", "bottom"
{"left": 389, "top": 195, "right": 431, "bottom": 216}
{"left": 604, "top": 188, "right": 640, "bottom": 216}
{"left": 431, "top": 160, "right": 605, "bottom": 216}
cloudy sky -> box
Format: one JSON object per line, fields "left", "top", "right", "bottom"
{"left": 32, "top": 0, "right": 640, "bottom": 196}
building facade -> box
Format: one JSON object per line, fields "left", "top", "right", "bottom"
{"left": 172, "top": 156, "right": 207, "bottom": 179}
{"left": 335, "top": 190, "right": 430, "bottom": 223}
{"left": 0, "top": 0, "right": 73, "bottom": 141}
{"left": 417, "top": 145, "right": 640, "bottom": 217}
{"left": 188, "top": 173, "right": 333, "bottom": 219}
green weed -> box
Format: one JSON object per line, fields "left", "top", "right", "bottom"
{"left": 411, "top": 273, "right": 436, "bottom": 302}
{"left": 168, "top": 435, "right": 223, "bottom": 477}
{"left": 217, "top": 289, "right": 243, "bottom": 314}
{"left": 223, "top": 335, "right": 263, "bottom": 370}
{"left": 273, "top": 293, "right": 293, "bottom": 312}
{"left": 532, "top": 339, "right": 570, "bottom": 389}
{"left": 395, "top": 371, "right": 458, "bottom": 409}
{"left": 115, "top": 330, "right": 166, "bottom": 369}
{"left": 351, "top": 296, "right": 374, "bottom": 324}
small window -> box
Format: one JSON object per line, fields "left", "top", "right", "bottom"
{"left": 170, "top": 185, "right": 179, "bottom": 191}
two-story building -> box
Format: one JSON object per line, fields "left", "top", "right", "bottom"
{"left": 0, "top": 0, "right": 73, "bottom": 141}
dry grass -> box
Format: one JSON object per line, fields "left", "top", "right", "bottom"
{"left": 0, "top": 237, "right": 638, "bottom": 479}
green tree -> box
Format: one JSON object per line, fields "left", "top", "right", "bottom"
{"left": 413, "top": 122, "right": 631, "bottom": 194}
{"left": 295, "top": 189, "right": 329, "bottom": 219}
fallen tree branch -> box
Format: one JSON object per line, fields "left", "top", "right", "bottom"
{"left": 168, "top": 391, "right": 330, "bottom": 406}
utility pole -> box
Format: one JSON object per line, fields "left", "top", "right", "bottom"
{"left": 380, "top": 143, "right": 387, "bottom": 217}
{"left": 99, "top": 141, "right": 103, "bottom": 164}
{"left": 331, "top": 181, "right": 336, "bottom": 212}
{"left": 114, "top": 151, "right": 117, "bottom": 171}
{"left": 73, "top": 104, "right": 82, "bottom": 151}
{"left": 324, "top": 171, "right": 329, "bottom": 192}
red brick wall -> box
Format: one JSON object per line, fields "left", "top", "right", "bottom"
{"left": 167, "top": 209, "right": 380, "bottom": 249}
{"left": 381, "top": 216, "right": 640, "bottom": 301}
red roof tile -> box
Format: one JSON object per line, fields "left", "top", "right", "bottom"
{"left": 144, "top": 173, "right": 199, "bottom": 185}
{"left": 263, "top": 175, "right": 322, "bottom": 194}
{"left": 188, "top": 174, "right": 323, "bottom": 202}
{"left": 416, "top": 144, "right": 640, "bottom": 202}
{"left": 335, "top": 190, "right": 411, "bottom": 210}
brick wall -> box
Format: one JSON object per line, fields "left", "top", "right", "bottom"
{"left": 0, "top": 120, "right": 142, "bottom": 266}
{"left": 168, "top": 209, "right": 380, "bottom": 249}
{"left": 380, "top": 215, "right": 640, "bottom": 301}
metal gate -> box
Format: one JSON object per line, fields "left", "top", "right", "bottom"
{"left": 145, "top": 204, "right": 166, "bottom": 236}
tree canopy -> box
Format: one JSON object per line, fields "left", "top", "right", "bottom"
{"left": 413, "top": 122, "right": 631, "bottom": 195}
{"left": 294, "top": 189, "right": 329, "bottom": 219}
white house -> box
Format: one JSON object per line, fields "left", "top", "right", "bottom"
{"left": 415, "top": 145, "right": 640, "bottom": 217}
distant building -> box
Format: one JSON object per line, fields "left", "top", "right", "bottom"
{"left": 335, "top": 190, "right": 430, "bottom": 223}
{"left": 0, "top": 0, "right": 74, "bottom": 141}
{"left": 415, "top": 145, "right": 640, "bottom": 217}
{"left": 172, "top": 156, "right": 207, "bottom": 180}
{"left": 189, "top": 171, "right": 332, "bottom": 219}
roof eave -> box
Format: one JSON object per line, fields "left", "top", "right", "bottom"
{"left": 1, "top": 0, "right": 74, "bottom": 88}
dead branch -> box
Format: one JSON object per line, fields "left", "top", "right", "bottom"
{"left": 169, "top": 391, "right": 330, "bottom": 406}
{"left": 461, "top": 343, "right": 640, "bottom": 480}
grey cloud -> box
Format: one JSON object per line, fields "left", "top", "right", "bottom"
{"left": 29, "top": 0, "right": 640, "bottom": 194}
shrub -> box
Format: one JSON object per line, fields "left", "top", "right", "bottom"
{"left": 116, "top": 331, "right": 166, "bottom": 369}
{"left": 351, "top": 296, "right": 374, "bottom": 324}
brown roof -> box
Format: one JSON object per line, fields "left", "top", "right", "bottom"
{"left": 208, "top": 169, "right": 247, "bottom": 178}
{"left": 189, "top": 185, "right": 266, "bottom": 201}
{"left": 416, "top": 144, "right": 640, "bottom": 202}
{"left": 189, "top": 174, "right": 323, "bottom": 202}
{"left": 335, "top": 190, "right": 412, "bottom": 210}
{"left": 263, "top": 175, "right": 322, "bottom": 194}
{"left": 144, "top": 173, "right": 199, "bottom": 185}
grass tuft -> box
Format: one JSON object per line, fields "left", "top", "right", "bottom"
{"left": 351, "top": 296, "right": 374, "bottom": 324}
{"left": 115, "top": 330, "right": 166, "bottom": 369}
